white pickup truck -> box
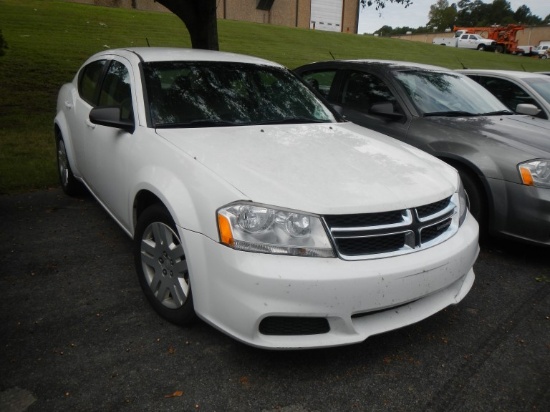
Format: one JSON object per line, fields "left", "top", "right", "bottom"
{"left": 433, "top": 31, "right": 496, "bottom": 51}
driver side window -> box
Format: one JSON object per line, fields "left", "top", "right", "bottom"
{"left": 341, "top": 71, "right": 403, "bottom": 115}
{"left": 98, "top": 61, "right": 133, "bottom": 121}
{"left": 78, "top": 59, "right": 107, "bottom": 105}
{"left": 478, "top": 77, "right": 546, "bottom": 119}
{"left": 300, "top": 70, "right": 336, "bottom": 99}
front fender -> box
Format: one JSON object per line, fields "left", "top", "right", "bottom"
{"left": 130, "top": 161, "right": 245, "bottom": 242}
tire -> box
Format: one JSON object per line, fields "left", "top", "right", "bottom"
{"left": 457, "top": 168, "right": 488, "bottom": 236}
{"left": 477, "top": 44, "right": 486, "bottom": 51}
{"left": 56, "top": 131, "right": 83, "bottom": 196}
{"left": 134, "top": 204, "right": 195, "bottom": 325}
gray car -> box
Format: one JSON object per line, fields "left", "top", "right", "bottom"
{"left": 295, "top": 60, "right": 550, "bottom": 246}
{"left": 458, "top": 69, "right": 550, "bottom": 120}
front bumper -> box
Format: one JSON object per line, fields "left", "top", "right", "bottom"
{"left": 488, "top": 178, "right": 550, "bottom": 246}
{"left": 181, "top": 213, "right": 479, "bottom": 349}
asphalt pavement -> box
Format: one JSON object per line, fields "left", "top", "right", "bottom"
{"left": 1, "top": 188, "right": 549, "bottom": 412}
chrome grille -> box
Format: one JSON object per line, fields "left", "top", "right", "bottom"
{"left": 324, "top": 196, "right": 458, "bottom": 260}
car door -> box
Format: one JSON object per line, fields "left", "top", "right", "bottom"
{"left": 299, "top": 68, "right": 412, "bottom": 139}
{"left": 334, "top": 69, "right": 412, "bottom": 140}
{"left": 457, "top": 34, "right": 470, "bottom": 48}
{"left": 86, "top": 58, "right": 136, "bottom": 223}
{"left": 69, "top": 59, "right": 109, "bottom": 180}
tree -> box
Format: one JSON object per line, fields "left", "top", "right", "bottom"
{"left": 155, "top": 0, "right": 219, "bottom": 50}
{"left": 486, "top": 0, "right": 514, "bottom": 25}
{"left": 428, "top": 0, "right": 458, "bottom": 31}
{"left": 361, "top": 0, "right": 412, "bottom": 10}
{"left": 514, "top": 5, "right": 542, "bottom": 25}
{"left": 456, "top": 0, "right": 489, "bottom": 26}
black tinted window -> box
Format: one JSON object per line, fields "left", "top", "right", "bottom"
{"left": 342, "top": 71, "right": 401, "bottom": 113}
{"left": 78, "top": 60, "right": 107, "bottom": 105}
{"left": 301, "top": 70, "right": 336, "bottom": 99}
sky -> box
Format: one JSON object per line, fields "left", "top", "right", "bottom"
{"left": 357, "top": 0, "right": 550, "bottom": 33}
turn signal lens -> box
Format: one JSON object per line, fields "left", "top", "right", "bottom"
{"left": 519, "top": 160, "right": 550, "bottom": 188}
{"left": 217, "top": 214, "right": 234, "bottom": 247}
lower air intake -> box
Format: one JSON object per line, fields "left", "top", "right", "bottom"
{"left": 259, "top": 316, "right": 330, "bottom": 336}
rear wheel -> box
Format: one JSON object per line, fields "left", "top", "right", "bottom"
{"left": 134, "top": 204, "right": 195, "bottom": 325}
{"left": 56, "top": 132, "right": 83, "bottom": 196}
{"left": 477, "top": 44, "right": 486, "bottom": 51}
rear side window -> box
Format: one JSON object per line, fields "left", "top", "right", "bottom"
{"left": 300, "top": 70, "right": 336, "bottom": 99}
{"left": 78, "top": 60, "right": 107, "bottom": 105}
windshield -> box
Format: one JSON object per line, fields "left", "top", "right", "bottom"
{"left": 143, "top": 62, "right": 336, "bottom": 127}
{"left": 394, "top": 70, "right": 510, "bottom": 116}
{"left": 524, "top": 78, "right": 550, "bottom": 105}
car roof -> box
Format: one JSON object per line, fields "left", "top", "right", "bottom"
{"left": 88, "top": 47, "right": 282, "bottom": 67}
{"left": 457, "top": 69, "right": 550, "bottom": 80}
{"left": 296, "top": 59, "right": 455, "bottom": 73}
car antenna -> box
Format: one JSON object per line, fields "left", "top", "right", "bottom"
{"left": 521, "top": 64, "right": 526, "bottom": 71}
{"left": 457, "top": 59, "right": 467, "bottom": 69}
{"left": 329, "top": 51, "right": 336, "bottom": 60}
{"left": 146, "top": 38, "right": 151, "bottom": 47}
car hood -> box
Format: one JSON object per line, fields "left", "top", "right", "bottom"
{"left": 422, "top": 115, "right": 550, "bottom": 157}
{"left": 156, "top": 123, "right": 457, "bottom": 215}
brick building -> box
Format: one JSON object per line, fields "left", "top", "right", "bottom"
{"left": 74, "top": 0, "right": 361, "bottom": 34}
{"left": 217, "top": 0, "right": 360, "bottom": 34}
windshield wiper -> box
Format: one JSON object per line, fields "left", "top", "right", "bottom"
{"left": 255, "top": 117, "right": 329, "bottom": 125}
{"left": 479, "top": 110, "right": 515, "bottom": 116}
{"left": 155, "top": 119, "right": 238, "bottom": 128}
{"left": 423, "top": 111, "right": 480, "bottom": 117}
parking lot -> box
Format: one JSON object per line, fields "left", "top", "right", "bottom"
{"left": 1, "top": 188, "right": 549, "bottom": 412}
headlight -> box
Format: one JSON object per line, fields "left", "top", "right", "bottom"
{"left": 519, "top": 160, "right": 550, "bottom": 189}
{"left": 217, "top": 203, "right": 335, "bottom": 258}
{"left": 456, "top": 177, "right": 468, "bottom": 226}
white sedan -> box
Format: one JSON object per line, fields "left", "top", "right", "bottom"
{"left": 54, "top": 48, "right": 479, "bottom": 349}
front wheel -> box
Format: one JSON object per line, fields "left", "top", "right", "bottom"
{"left": 134, "top": 204, "right": 195, "bottom": 325}
{"left": 458, "top": 168, "right": 488, "bottom": 236}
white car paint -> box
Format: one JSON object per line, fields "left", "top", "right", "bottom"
{"left": 54, "top": 48, "right": 479, "bottom": 349}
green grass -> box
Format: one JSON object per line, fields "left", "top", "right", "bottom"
{"left": 1, "top": 0, "right": 549, "bottom": 193}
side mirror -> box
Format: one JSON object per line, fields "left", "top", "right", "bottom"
{"left": 515, "top": 103, "right": 541, "bottom": 117}
{"left": 370, "top": 102, "right": 405, "bottom": 120}
{"left": 89, "top": 107, "right": 135, "bottom": 133}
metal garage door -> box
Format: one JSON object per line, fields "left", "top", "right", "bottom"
{"left": 310, "top": 0, "right": 343, "bottom": 32}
